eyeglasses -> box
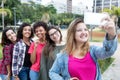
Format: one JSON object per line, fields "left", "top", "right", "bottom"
{"left": 49, "top": 30, "right": 58, "bottom": 37}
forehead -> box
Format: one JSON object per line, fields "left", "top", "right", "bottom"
{"left": 23, "top": 26, "right": 31, "bottom": 29}
{"left": 49, "top": 28, "right": 57, "bottom": 32}
{"left": 35, "top": 26, "right": 45, "bottom": 30}
{"left": 76, "top": 23, "right": 87, "bottom": 29}
{"left": 6, "top": 29, "right": 14, "bottom": 35}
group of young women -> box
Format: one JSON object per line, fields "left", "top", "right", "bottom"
{"left": 0, "top": 15, "right": 118, "bottom": 80}
{"left": 0, "top": 21, "right": 64, "bottom": 80}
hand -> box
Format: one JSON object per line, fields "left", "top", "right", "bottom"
{"left": 6, "top": 72, "right": 11, "bottom": 80}
{"left": 34, "top": 40, "right": 40, "bottom": 48}
{"left": 5, "top": 76, "right": 10, "bottom": 80}
{"left": 100, "top": 17, "right": 116, "bottom": 39}
{"left": 14, "top": 76, "right": 20, "bottom": 80}
{"left": 70, "top": 77, "right": 79, "bottom": 80}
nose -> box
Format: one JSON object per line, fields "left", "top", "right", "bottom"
{"left": 52, "top": 34, "right": 56, "bottom": 38}
{"left": 11, "top": 34, "right": 15, "bottom": 38}
{"left": 81, "top": 30, "right": 86, "bottom": 33}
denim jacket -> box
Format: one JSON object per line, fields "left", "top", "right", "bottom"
{"left": 49, "top": 36, "right": 118, "bottom": 80}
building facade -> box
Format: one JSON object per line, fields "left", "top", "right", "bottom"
{"left": 67, "top": 0, "right": 72, "bottom": 13}
{"left": 20, "top": 0, "right": 41, "bottom": 4}
{"left": 93, "top": 0, "right": 120, "bottom": 12}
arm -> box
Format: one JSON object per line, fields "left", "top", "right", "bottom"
{"left": 30, "top": 45, "right": 37, "bottom": 64}
{"left": 29, "top": 40, "right": 40, "bottom": 64}
{"left": 29, "top": 41, "right": 39, "bottom": 64}
{"left": 39, "top": 52, "right": 48, "bottom": 80}
{"left": 12, "top": 43, "right": 19, "bottom": 77}
{"left": 49, "top": 53, "right": 64, "bottom": 80}
{"left": 92, "top": 35, "right": 117, "bottom": 60}
{"left": 94, "top": 18, "right": 118, "bottom": 59}
{"left": 6, "top": 65, "right": 11, "bottom": 79}
{"left": 3, "top": 45, "right": 12, "bottom": 78}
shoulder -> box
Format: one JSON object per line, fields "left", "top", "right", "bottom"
{"left": 4, "top": 44, "right": 11, "bottom": 48}
{"left": 4, "top": 44, "right": 13, "bottom": 49}
{"left": 15, "top": 40, "right": 25, "bottom": 46}
{"left": 56, "top": 51, "right": 68, "bottom": 60}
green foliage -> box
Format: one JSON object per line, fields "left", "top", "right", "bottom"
{"left": 0, "top": 0, "right": 21, "bottom": 26}
{"left": 0, "top": 45, "right": 3, "bottom": 60}
{"left": 50, "top": 13, "right": 83, "bottom": 26}
{"left": 0, "top": 0, "right": 83, "bottom": 26}
{"left": 99, "top": 58, "right": 114, "bottom": 73}
{"left": 0, "top": 8, "right": 12, "bottom": 18}
{"left": 103, "top": 6, "right": 120, "bottom": 17}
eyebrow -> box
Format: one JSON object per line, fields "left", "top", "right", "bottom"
{"left": 49, "top": 30, "right": 58, "bottom": 36}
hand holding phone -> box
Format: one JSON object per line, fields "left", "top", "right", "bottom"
{"left": 84, "top": 12, "right": 109, "bottom": 26}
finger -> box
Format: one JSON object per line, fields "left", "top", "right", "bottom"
{"left": 72, "top": 77, "right": 79, "bottom": 80}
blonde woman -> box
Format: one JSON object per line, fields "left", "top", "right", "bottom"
{"left": 49, "top": 18, "right": 117, "bottom": 80}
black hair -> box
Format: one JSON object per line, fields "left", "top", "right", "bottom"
{"left": 1, "top": 27, "right": 15, "bottom": 46}
{"left": 33, "top": 21, "right": 48, "bottom": 33}
{"left": 17, "top": 22, "right": 34, "bottom": 41}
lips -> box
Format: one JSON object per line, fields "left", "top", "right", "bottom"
{"left": 80, "top": 34, "right": 87, "bottom": 38}
{"left": 11, "top": 36, "right": 16, "bottom": 41}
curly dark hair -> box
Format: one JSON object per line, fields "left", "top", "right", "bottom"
{"left": 33, "top": 21, "right": 48, "bottom": 33}
{"left": 1, "top": 27, "right": 15, "bottom": 46}
{"left": 17, "top": 23, "right": 34, "bottom": 41}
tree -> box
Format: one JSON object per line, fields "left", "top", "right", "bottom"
{"left": 0, "top": 0, "right": 21, "bottom": 26}
{"left": 103, "top": 6, "right": 120, "bottom": 17}
{"left": 0, "top": 8, "right": 12, "bottom": 18}
{"left": 41, "top": 13, "right": 50, "bottom": 24}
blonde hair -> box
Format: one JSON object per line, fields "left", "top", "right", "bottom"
{"left": 64, "top": 18, "right": 89, "bottom": 55}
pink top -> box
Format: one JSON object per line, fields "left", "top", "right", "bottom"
{"left": 68, "top": 52, "right": 96, "bottom": 80}
{"left": 28, "top": 42, "right": 45, "bottom": 72}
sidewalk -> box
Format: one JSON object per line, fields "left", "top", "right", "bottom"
{"left": 102, "top": 43, "right": 120, "bottom": 80}
{"left": 90, "top": 42, "right": 120, "bottom": 80}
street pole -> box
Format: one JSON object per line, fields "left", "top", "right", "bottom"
{"left": 13, "top": 7, "right": 16, "bottom": 31}
{"left": 1, "top": 0, "right": 4, "bottom": 30}
{"left": 90, "top": 25, "right": 93, "bottom": 41}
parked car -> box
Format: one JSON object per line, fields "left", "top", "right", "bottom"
{"left": 60, "top": 25, "right": 68, "bottom": 29}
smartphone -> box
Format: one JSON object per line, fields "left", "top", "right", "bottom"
{"left": 84, "top": 12, "right": 108, "bottom": 26}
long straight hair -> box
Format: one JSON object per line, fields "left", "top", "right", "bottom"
{"left": 64, "top": 18, "right": 89, "bottom": 55}
{"left": 42, "top": 26, "right": 62, "bottom": 58}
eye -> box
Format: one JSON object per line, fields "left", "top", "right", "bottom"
{"left": 76, "top": 29, "right": 82, "bottom": 32}
{"left": 85, "top": 28, "right": 88, "bottom": 31}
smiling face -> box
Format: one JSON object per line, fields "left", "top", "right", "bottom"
{"left": 22, "top": 26, "right": 32, "bottom": 38}
{"left": 6, "top": 29, "right": 17, "bottom": 43}
{"left": 75, "top": 23, "right": 89, "bottom": 44}
{"left": 35, "top": 26, "right": 46, "bottom": 39}
{"left": 49, "top": 28, "right": 61, "bottom": 44}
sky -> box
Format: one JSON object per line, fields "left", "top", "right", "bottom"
{"left": 41, "top": 0, "right": 93, "bottom": 7}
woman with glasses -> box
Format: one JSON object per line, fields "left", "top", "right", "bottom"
{"left": 38, "top": 26, "right": 65, "bottom": 80}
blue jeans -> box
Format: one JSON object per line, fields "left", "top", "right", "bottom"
{"left": 18, "top": 67, "right": 30, "bottom": 80}
{"left": 0, "top": 74, "right": 6, "bottom": 80}
{"left": 30, "top": 70, "right": 39, "bottom": 80}
{"left": 0, "top": 74, "right": 14, "bottom": 80}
